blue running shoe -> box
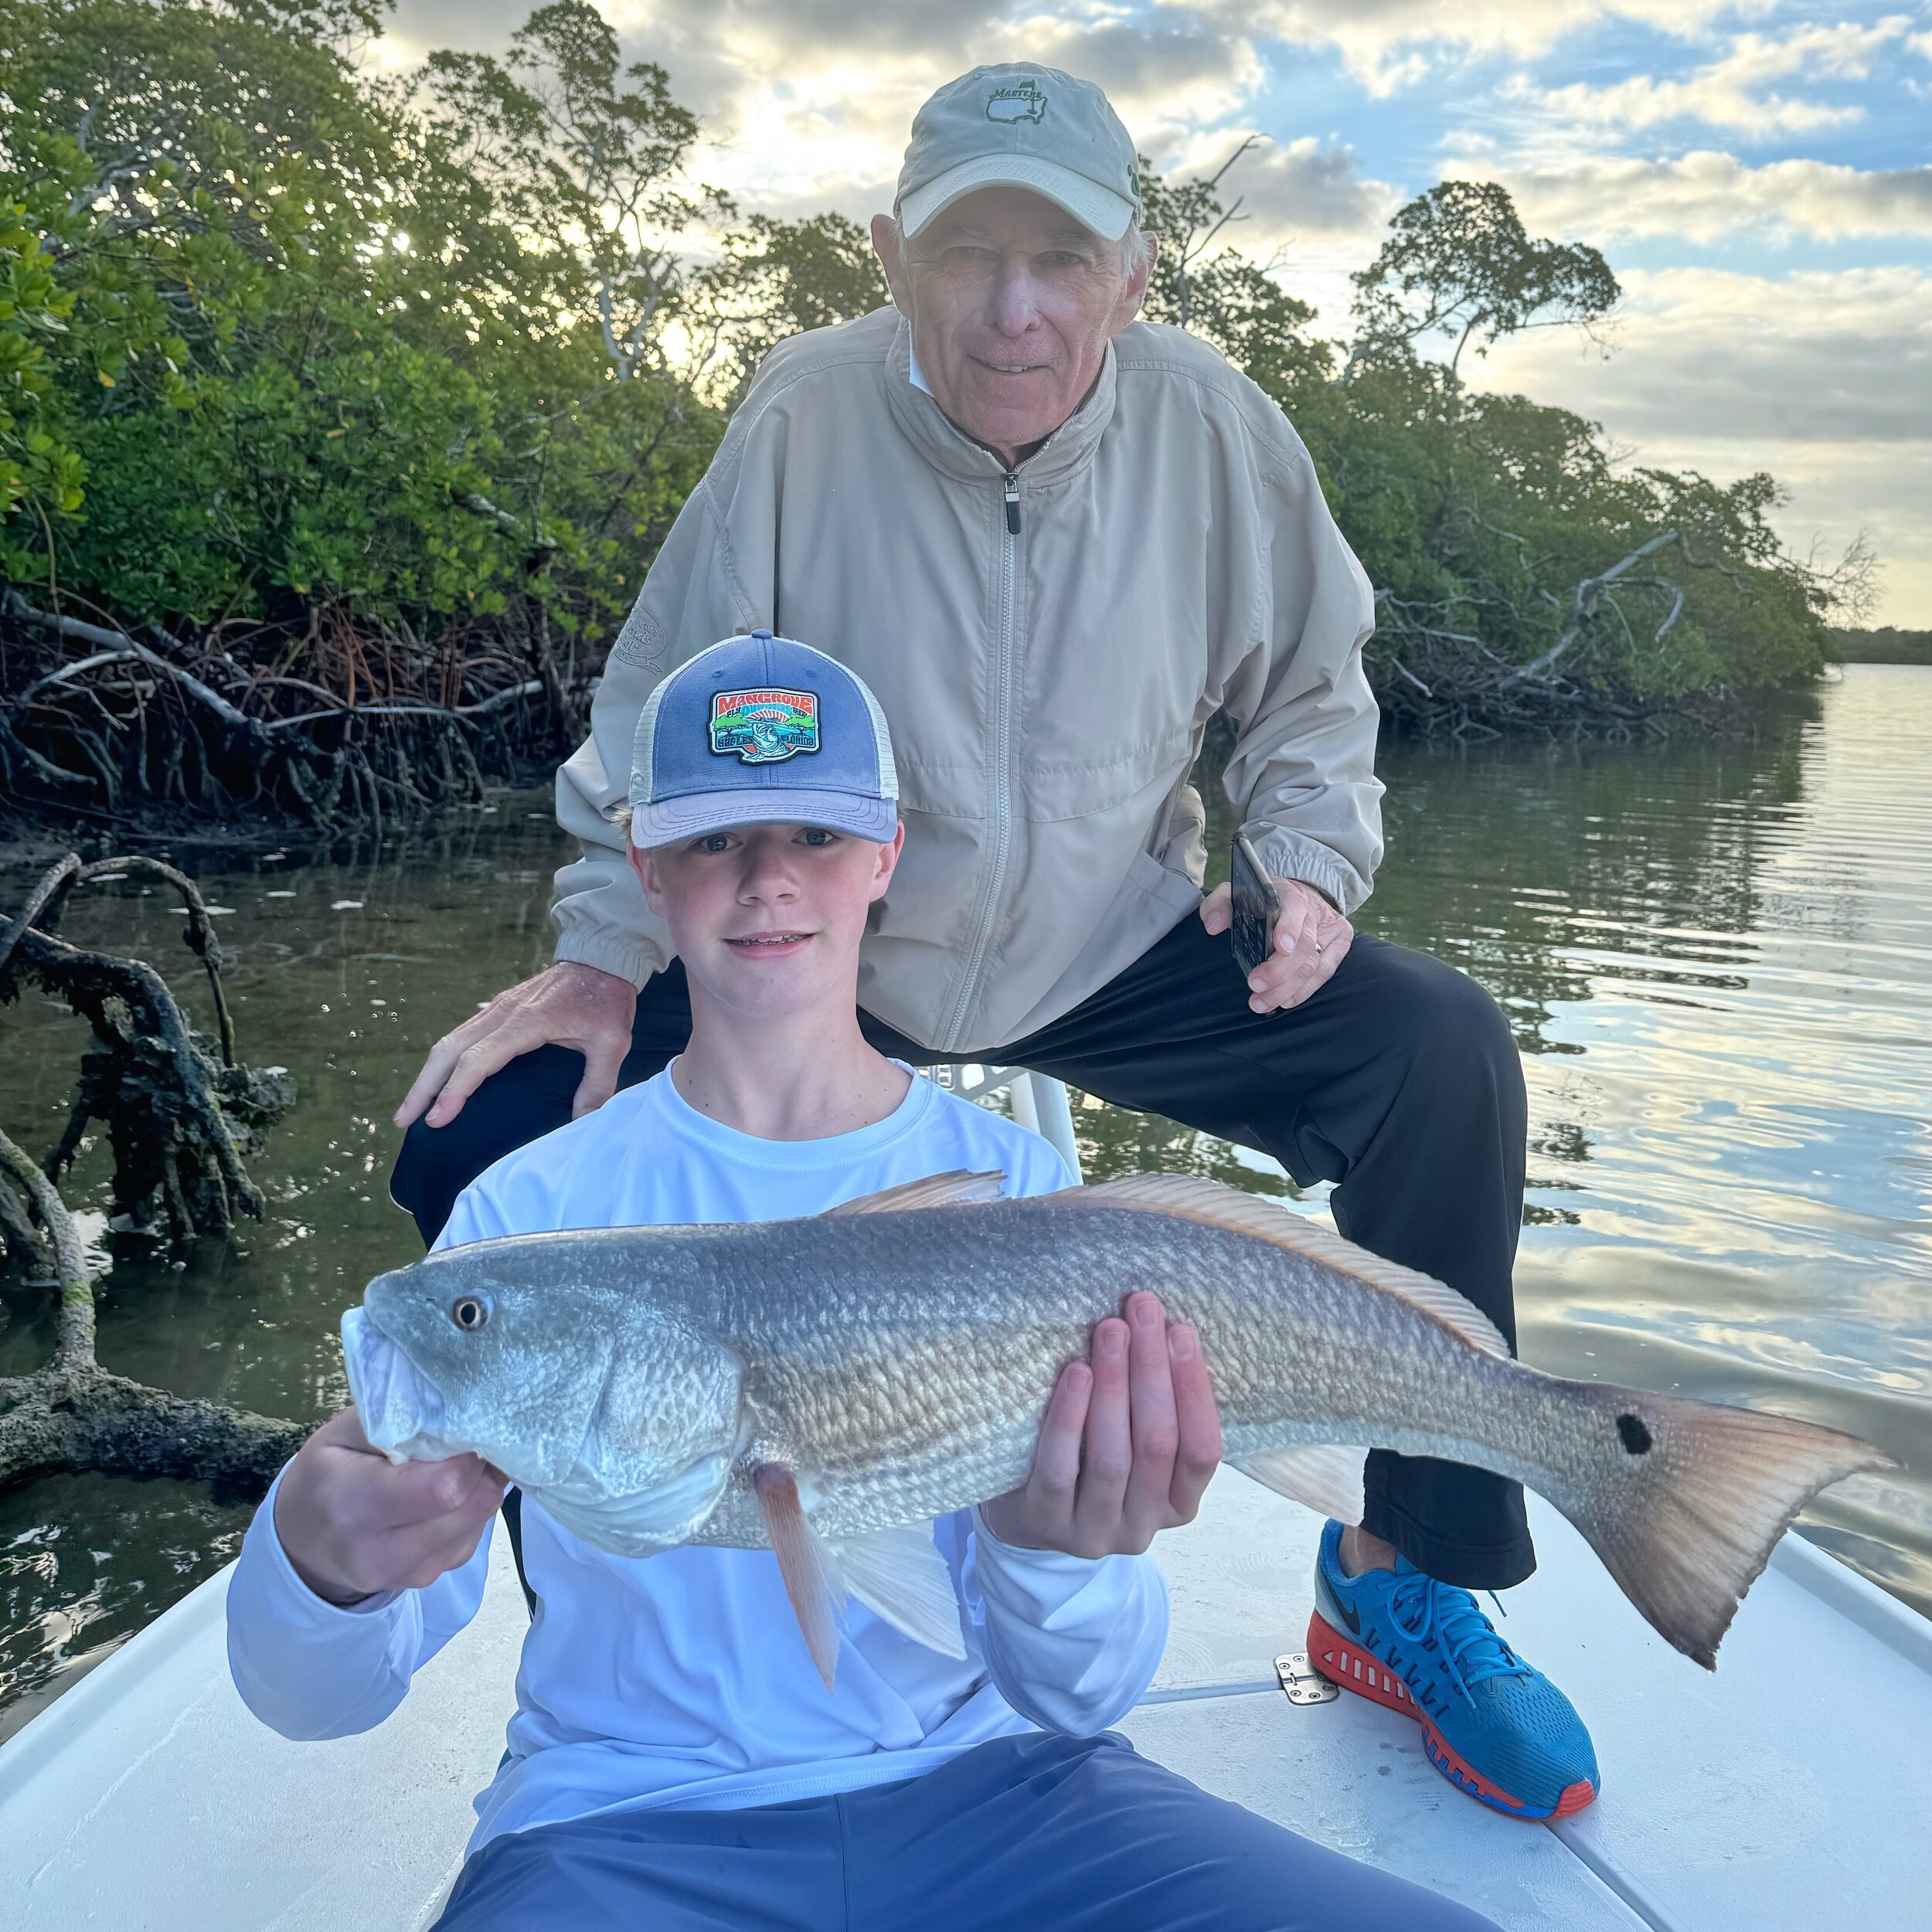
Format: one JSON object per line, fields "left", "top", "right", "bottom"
{"left": 1308, "top": 1519, "right": 1599, "bottom": 1818}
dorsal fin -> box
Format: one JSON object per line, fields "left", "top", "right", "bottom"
{"left": 1051, "top": 1175, "right": 1510, "bottom": 1359}
{"left": 825, "top": 1170, "right": 1007, "bottom": 1216}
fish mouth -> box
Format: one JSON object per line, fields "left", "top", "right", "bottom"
{"left": 342, "top": 1305, "right": 454, "bottom": 1464}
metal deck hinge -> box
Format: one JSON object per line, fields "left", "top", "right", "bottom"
{"left": 1274, "top": 1651, "right": 1340, "bottom": 1705}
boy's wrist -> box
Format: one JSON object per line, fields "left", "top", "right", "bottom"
{"left": 271, "top": 1468, "right": 375, "bottom": 1607}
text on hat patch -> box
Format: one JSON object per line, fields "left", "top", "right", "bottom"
{"left": 985, "top": 83, "right": 1047, "bottom": 124}
{"left": 709, "top": 688, "right": 821, "bottom": 764}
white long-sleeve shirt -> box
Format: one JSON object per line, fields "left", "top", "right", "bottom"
{"left": 226, "top": 1070, "right": 1170, "bottom": 1854}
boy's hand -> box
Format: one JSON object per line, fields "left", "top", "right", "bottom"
{"left": 273, "top": 1407, "right": 506, "bottom": 1607}
{"left": 980, "top": 1292, "right": 1221, "bottom": 1559}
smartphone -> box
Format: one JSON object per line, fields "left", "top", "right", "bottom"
{"left": 1230, "top": 834, "right": 1281, "bottom": 980}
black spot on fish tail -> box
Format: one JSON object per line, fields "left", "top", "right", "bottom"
{"left": 1617, "top": 1413, "right": 1653, "bottom": 1456}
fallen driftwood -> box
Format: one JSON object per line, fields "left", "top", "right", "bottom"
{"left": 1368, "top": 529, "right": 1738, "bottom": 740}
{"left": 0, "top": 855, "right": 307, "bottom": 1496}
{"left": 0, "top": 855, "right": 292, "bottom": 1243}
{"left": 0, "top": 1125, "right": 304, "bottom": 1493}
{"left": 0, "top": 590, "right": 555, "bottom": 834}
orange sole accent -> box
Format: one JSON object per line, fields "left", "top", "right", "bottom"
{"left": 1304, "top": 1612, "right": 1597, "bottom": 1822}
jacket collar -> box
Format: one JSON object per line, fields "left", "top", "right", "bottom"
{"left": 883, "top": 312, "right": 1117, "bottom": 488}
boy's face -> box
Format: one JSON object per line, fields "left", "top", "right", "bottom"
{"left": 630, "top": 821, "right": 904, "bottom": 1021}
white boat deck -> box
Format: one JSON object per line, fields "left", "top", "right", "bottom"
{"left": 7, "top": 1079, "right": 1928, "bottom": 1925}
{"left": 3, "top": 1479, "right": 1928, "bottom": 1930}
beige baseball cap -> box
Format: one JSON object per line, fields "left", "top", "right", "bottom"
{"left": 895, "top": 63, "right": 1141, "bottom": 243}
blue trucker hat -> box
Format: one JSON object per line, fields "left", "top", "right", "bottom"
{"left": 628, "top": 631, "right": 900, "bottom": 848}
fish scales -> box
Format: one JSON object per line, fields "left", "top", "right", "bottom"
{"left": 345, "top": 1174, "right": 1893, "bottom": 1671}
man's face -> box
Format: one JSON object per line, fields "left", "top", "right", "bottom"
{"left": 872, "top": 186, "right": 1151, "bottom": 467}
{"left": 631, "top": 821, "right": 903, "bottom": 1024}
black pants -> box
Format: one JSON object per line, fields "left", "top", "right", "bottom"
{"left": 392, "top": 921, "right": 1532, "bottom": 1588}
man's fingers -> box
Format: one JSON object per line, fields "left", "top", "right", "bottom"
{"left": 571, "top": 1033, "right": 628, "bottom": 1120}
{"left": 1315, "top": 923, "right": 1355, "bottom": 981}
{"left": 1249, "top": 957, "right": 1321, "bottom": 1014}
{"left": 1244, "top": 887, "right": 1353, "bottom": 1014}
{"left": 1199, "top": 881, "right": 1232, "bottom": 935}
{"left": 1269, "top": 892, "right": 1319, "bottom": 961}
{"left": 424, "top": 1034, "right": 524, "bottom": 1129}
{"left": 1073, "top": 1318, "right": 1132, "bottom": 1549}
{"left": 315, "top": 1405, "right": 382, "bottom": 1455}
{"left": 1120, "top": 1293, "right": 1181, "bottom": 1545}
{"left": 1166, "top": 1324, "right": 1223, "bottom": 1521}
{"left": 394, "top": 1032, "right": 471, "bottom": 1130}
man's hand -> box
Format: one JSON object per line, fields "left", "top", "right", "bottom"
{"left": 394, "top": 961, "right": 638, "bottom": 1131}
{"left": 1200, "top": 874, "right": 1353, "bottom": 1015}
{"left": 979, "top": 1292, "right": 1221, "bottom": 1559}
{"left": 273, "top": 1408, "right": 506, "bottom": 1606}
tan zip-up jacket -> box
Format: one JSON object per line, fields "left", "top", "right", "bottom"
{"left": 553, "top": 308, "right": 1383, "bottom": 1056}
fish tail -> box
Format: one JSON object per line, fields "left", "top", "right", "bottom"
{"left": 1556, "top": 1385, "right": 1892, "bottom": 1668}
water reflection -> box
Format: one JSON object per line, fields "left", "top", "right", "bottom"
{"left": 2, "top": 670, "right": 1928, "bottom": 1719}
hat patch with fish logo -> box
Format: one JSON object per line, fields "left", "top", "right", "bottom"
{"left": 710, "top": 686, "right": 821, "bottom": 765}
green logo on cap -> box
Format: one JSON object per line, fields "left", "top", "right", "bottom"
{"left": 986, "top": 83, "right": 1046, "bottom": 124}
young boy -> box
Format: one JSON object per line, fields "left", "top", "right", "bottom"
{"left": 227, "top": 634, "right": 1498, "bottom": 1932}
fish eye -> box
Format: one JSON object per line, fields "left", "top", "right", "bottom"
{"left": 451, "top": 1296, "right": 489, "bottom": 1332}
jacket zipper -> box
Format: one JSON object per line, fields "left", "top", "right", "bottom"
{"left": 939, "top": 468, "right": 1022, "bottom": 1049}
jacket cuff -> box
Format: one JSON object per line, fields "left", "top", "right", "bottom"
{"left": 551, "top": 928, "right": 661, "bottom": 991}
{"left": 1243, "top": 829, "right": 1368, "bottom": 917}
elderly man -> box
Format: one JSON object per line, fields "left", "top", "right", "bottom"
{"left": 393, "top": 63, "right": 1598, "bottom": 1821}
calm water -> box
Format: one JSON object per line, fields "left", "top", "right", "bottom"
{"left": 2, "top": 665, "right": 1928, "bottom": 1728}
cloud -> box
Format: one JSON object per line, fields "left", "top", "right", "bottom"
{"left": 1156, "top": 131, "right": 1398, "bottom": 236}
{"left": 1515, "top": 19, "right": 1914, "bottom": 137}
{"left": 517, "top": 2, "right": 1271, "bottom": 219}
{"left": 1192, "top": 0, "right": 1750, "bottom": 95}
{"left": 1478, "top": 151, "right": 1932, "bottom": 245}
{"left": 1475, "top": 264, "right": 1932, "bottom": 622}
{"left": 1482, "top": 264, "right": 1932, "bottom": 444}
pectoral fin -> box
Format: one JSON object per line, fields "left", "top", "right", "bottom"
{"left": 1236, "top": 1446, "right": 1368, "bottom": 1526}
{"left": 753, "top": 1471, "right": 968, "bottom": 1685}
{"left": 753, "top": 1464, "right": 845, "bottom": 1689}
{"left": 831, "top": 1523, "right": 967, "bottom": 1660}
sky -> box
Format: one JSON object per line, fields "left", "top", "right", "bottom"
{"left": 374, "top": 0, "right": 1932, "bottom": 625}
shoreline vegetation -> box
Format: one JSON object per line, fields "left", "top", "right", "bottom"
{"left": 1832, "top": 628, "right": 1932, "bottom": 665}
{"left": 0, "top": 0, "right": 1883, "bottom": 838}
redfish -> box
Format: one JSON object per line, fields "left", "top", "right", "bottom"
{"left": 344, "top": 1172, "right": 1888, "bottom": 1684}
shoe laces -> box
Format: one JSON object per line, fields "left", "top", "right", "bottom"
{"left": 1387, "top": 1570, "right": 1532, "bottom": 1706}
